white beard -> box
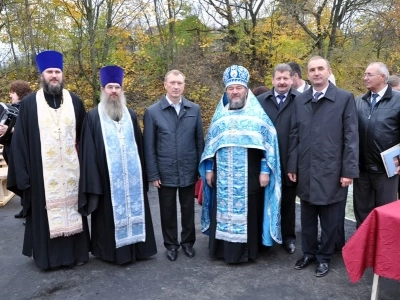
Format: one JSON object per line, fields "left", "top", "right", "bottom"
{"left": 100, "top": 92, "right": 127, "bottom": 121}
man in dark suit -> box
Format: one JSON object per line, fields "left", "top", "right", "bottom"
{"left": 143, "top": 70, "right": 204, "bottom": 261}
{"left": 353, "top": 63, "right": 400, "bottom": 228}
{"left": 288, "top": 56, "right": 359, "bottom": 277}
{"left": 257, "top": 63, "right": 299, "bottom": 254}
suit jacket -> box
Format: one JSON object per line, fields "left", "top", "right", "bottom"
{"left": 143, "top": 95, "right": 204, "bottom": 187}
{"left": 287, "top": 83, "right": 359, "bottom": 205}
{"left": 257, "top": 88, "right": 299, "bottom": 186}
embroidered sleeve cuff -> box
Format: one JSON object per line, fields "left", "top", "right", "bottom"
{"left": 205, "top": 159, "right": 214, "bottom": 172}
{"left": 261, "top": 158, "right": 270, "bottom": 174}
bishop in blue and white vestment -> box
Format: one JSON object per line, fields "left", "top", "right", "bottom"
{"left": 199, "top": 65, "right": 282, "bottom": 263}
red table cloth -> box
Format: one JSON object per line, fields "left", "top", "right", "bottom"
{"left": 342, "top": 200, "right": 400, "bottom": 283}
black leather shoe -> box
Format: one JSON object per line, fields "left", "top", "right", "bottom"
{"left": 166, "top": 249, "right": 178, "bottom": 261}
{"left": 315, "top": 262, "right": 329, "bottom": 277}
{"left": 181, "top": 245, "right": 195, "bottom": 258}
{"left": 14, "top": 209, "right": 24, "bottom": 218}
{"left": 294, "top": 255, "right": 315, "bottom": 270}
{"left": 284, "top": 242, "right": 296, "bottom": 254}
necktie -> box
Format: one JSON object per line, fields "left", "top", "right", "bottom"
{"left": 370, "top": 93, "right": 378, "bottom": 114}
{"left": 277, "top": 94, "right": 285, "bottom": 110}
{"left": 313, "top": 91, "right": 323, "bottom": 102}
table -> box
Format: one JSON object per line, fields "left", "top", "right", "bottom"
{"left": 0, "top": 167, "right": 14, "bottom": 206}
{"left": 342, "top": 200, "right": 400, "bottom": 299}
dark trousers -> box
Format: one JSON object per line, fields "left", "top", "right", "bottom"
{"left": 353, "top": 172, "right": 398, "bottom": 228}
{"left": 281, "top": 185, "right": 297, "bottom": 243}
{"left": 335, "top": 198, "right": 347, "bottom": 251}
{"left": 301, "top": 200, "right": 342, "bottom": 263}
{"left": 157, "top": 184, "right": 196, "bottom": 250}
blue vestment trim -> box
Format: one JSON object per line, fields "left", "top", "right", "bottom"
{"left": 199, "top": 92, "right": 282, "bottom": 245}
{"left": 98, "top": 103, "right": 146, "bottom": 248}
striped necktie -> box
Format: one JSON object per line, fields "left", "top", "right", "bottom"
{"left": 370, "top": 93, "right": 378, "bottom": 114}
{"left": 277, "top": 94, "right": 285, "bottom": 110}
{"left": 313, "top": 91, "right": 323, "bottom": 102}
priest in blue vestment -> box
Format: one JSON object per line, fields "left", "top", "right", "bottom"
{"left": 199, "top": 65, "right": 282, "bottom": 263}
{"left": 78, "top": 65, "right": 157, "bottom": 264}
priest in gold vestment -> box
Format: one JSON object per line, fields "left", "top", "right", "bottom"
{"left": 7, "top": 50, "right": 90, "bottom": 270}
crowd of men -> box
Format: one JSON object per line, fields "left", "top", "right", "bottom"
{"left": 3, "top": 50, "right": 400, "bottom": 278}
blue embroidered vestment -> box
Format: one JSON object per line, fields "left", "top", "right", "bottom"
{"left": 199, "top": 92, "right": 282, "bottom": 246}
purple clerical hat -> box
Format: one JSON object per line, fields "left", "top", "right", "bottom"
{"left": 100, "top": 65, "right": 124, "bottom": 87}
{"left": 36, "top": 50, "right": 63, "bottom": 74}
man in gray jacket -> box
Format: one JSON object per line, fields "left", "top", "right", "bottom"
{"left": 143, "top": 70, "right": 204, "bottom": 261}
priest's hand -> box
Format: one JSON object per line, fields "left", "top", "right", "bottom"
{"left": 206, "top": 171, "right": 214, "bottom": 187}
{"left": 259, "top": 173, "right": 270, "bottom": 187}
{"left": 288, "top": 173, "right": 297, "bottom": 182}
{"left": 152, "top": 180, "right": 161, "bottom": 188}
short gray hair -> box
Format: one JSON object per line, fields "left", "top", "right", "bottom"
{"left": 368, "top": 62, "right": 389, "bottom": 83}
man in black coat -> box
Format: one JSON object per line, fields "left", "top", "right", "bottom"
{"left": 143, "top": 70, "right": 204, "bottom": 261}
{"left": 353, "top": 62, "right": 400, "bottom": 228}
{"left": 257, "top": 63, "right": 299, "bottom": 254}
{"left": 288, "top": 56, "right": 359, "bottom": 277}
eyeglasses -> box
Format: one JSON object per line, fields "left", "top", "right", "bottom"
{"left": 363, "top": 73, "right": 381, "bottom": 78}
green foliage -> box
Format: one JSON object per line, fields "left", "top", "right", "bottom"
{"left": 0, "top": 0, "right": 399, "bottom": 116}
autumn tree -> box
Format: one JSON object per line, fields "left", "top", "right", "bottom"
{"left": 277, "top": 0, "right": 374, "bottom": 59}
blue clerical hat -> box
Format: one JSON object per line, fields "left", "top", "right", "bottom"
{"left": 223, "top": 65, "right": 250, "bottom": 88}
{"left": 36, "top": 50, "right": 63, "bottom": 74}
{"left": 100, "top": 65, "right": 124, "bottom": 87}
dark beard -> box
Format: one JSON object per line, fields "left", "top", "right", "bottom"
{"left": 41, "top": 77, "right": 64, "bottom": 96}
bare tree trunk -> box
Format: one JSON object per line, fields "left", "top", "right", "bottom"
{"left": 167, "top": 0, "right": 175, "bottom": 69}
{"left": 101, "top": 0, "right": 113, "bottom": 63}
{"left": 24, "top": 0, "right": 36, "bottom": 67}
{"left": 85, "top": 1, "right": 99, "bottom": 107}
{"left": 4, "top": 8, "right": 18, "bottom": 65}
{"left": 153, "top": 0, "right": 168, "bottom": 71}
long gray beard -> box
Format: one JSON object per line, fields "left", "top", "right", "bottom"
{"left": 100, "top": 92, "right": 127, "bottom": 121}
{"left": 41, "top": 77, "right": 64, "bottom": 96}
